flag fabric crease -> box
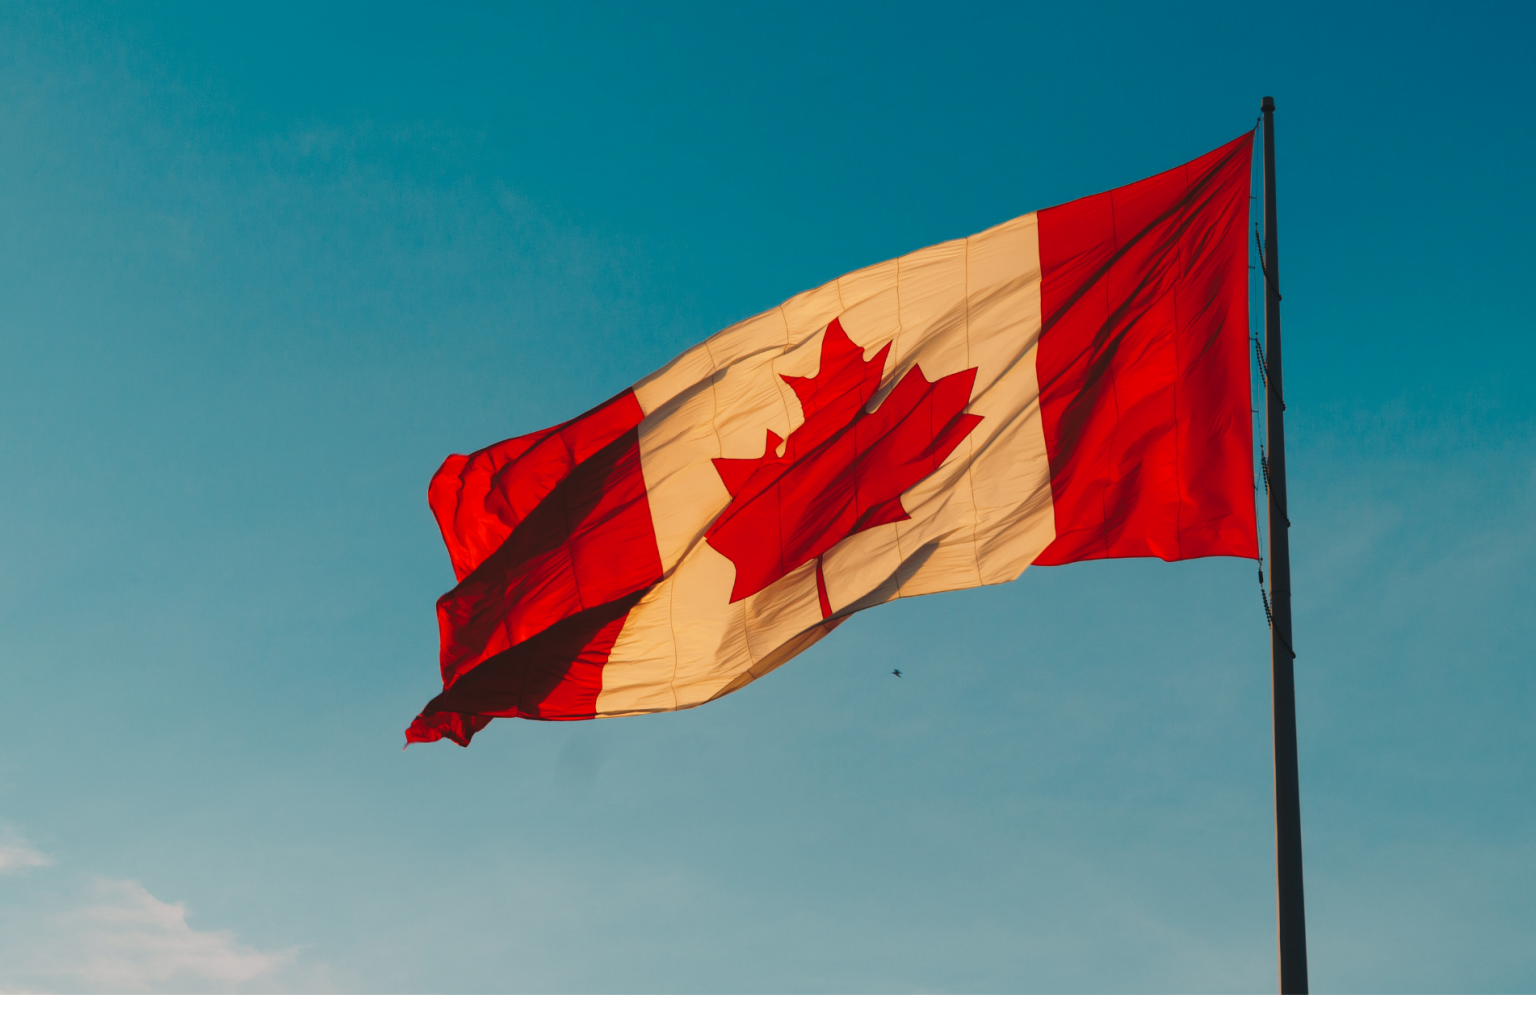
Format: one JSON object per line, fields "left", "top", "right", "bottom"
{"left": 408, "top": 132, "right": 1258, "bottom": 746}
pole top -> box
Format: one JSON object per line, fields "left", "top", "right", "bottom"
{"left": 1262, "top": 96, "right": 1275, "bottom": 113}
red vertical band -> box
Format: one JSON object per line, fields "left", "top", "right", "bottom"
{"left": 419, "top": 590, "right": 647, "bottom": 725}
{"left": 1034, "top": 133, "right": 1259, "bottom": 565}
{"left": 407, "top": 391, "right": 664, "bottom": 745}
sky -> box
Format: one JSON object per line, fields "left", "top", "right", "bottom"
{"left": 0, "top": 0, "right": 1532, "bottom": 994}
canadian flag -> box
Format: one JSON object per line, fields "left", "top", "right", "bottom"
{"left": 409, "top": 133, "right": 1258, "bottom": 746}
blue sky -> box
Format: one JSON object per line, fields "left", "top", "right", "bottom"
{"left": 0, "top": 0, "right": 1531, "bottom": 993}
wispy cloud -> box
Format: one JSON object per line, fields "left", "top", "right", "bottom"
{"left": 0, "top": 839, "right": 51, "bottom": 874}
{"left": 48, "top": 878, "right": 294, "bottom": 992}
{"left": 0, "top": 873, "right": 300, "bottom": 993}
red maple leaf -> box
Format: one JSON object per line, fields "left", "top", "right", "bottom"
{"left": 706, "top": 317, "right": 983, "bottom": 612}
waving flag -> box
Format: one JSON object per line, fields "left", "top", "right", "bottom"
{"left": 408, "top": 132, "right": 1257, "bottom": 746}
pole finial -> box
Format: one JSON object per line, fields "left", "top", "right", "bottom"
{"left": 1262, "top": 96, "right": 1276, "bottom": 113}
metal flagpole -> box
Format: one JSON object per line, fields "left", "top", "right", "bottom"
{"left": 1260, "top": 95, "right": 1309, "bottom": 994}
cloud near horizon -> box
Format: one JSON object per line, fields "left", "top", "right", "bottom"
{"left": 0, "top": 838, "right": 52, "bottom": 874}
{"left": 45, "top": 878, "right": 295, "bottom": 992}
{"left": 0, "top": 832, "right": 297, "bottom": 993}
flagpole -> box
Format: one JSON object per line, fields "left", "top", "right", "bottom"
{"left": 1261, "top": 95, "right": 1309, "bottom": 994}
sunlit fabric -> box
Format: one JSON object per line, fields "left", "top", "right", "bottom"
{"left": 407, "top": 133, "right": 1259, "bottom": 746}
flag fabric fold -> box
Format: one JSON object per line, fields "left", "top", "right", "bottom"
{"left": 408, "top": 132, "right": 1258, "bottom": 746}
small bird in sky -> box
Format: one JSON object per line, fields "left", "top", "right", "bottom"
{"left": 891, "top": 669, "right": 902, "bottom": 678}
